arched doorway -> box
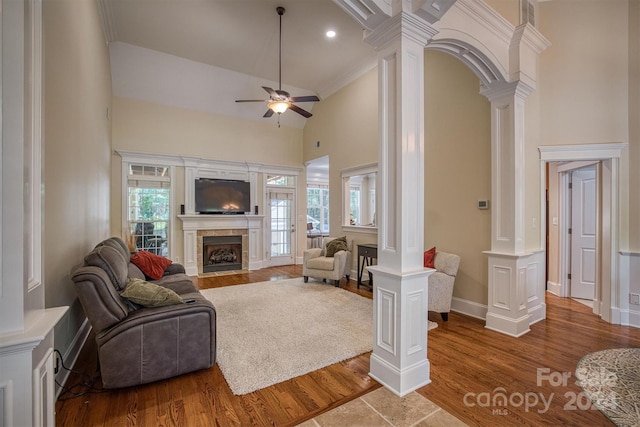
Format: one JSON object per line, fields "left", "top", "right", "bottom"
{"left": 336, "top": 0, "right": 551, "bottom": 395}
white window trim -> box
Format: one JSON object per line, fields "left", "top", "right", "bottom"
{"left": 119, "top": 156, "right": 176, "bottom": 260}
{"left": 341, "top": 162, "right": 378, "bottom": 233}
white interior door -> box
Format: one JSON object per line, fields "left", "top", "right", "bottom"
{"left": 267, "top": 188, "right": 295, "bottom": 266}
{"left": 570, "top": 165, "right": 597, "bottom": 300}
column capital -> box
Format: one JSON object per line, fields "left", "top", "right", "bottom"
{"left": 480, "top": 80, "right": 534, "bottom": 103}
{"left": 365, "top": 11, "right": 438, "bottom": 51}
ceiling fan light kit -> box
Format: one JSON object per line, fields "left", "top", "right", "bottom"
{"left": 235, "top": 6, "right": 320, "bottom": 123}
{"left": 269, "top": 101, "right": 290, "bottom": 114}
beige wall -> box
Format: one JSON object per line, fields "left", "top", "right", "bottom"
{"left": 110, "top": 96, "right": 304, "bottom": 260}
{"left": 539, "top": 2, "right": 629, "bottom": 146}
{"left": 43, "top": 0, "right": 112, "bottom": 353}
{"left": 547, "top": 163, "right": 560, "bottom": 285}
{"left": 303, "top": 53, "right": 492, "bottom": 305}
{"left": 302, "top": 67, "right": 380, "bottom": 261}
{"left": 424, "top": 50, "right": 491, "bottom": 304}
{"left": 538, "top": 0, "right": 634, "bottom": 252}
{"left": 111, "top": 97, "right": 303, "bottom": 164}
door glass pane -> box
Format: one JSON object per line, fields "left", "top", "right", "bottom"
{"left": 270, "top": 194, "right": 291, "bottom": 257}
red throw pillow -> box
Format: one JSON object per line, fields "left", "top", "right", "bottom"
{"left": 424, "top": 246, "right": 436, "bottom": 268}
{"left": 130, "top": 251, "right": 172, "bottom": 280}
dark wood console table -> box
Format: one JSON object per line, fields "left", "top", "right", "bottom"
{"left": 357, "top": 243, "right": 377, "bottom": 290}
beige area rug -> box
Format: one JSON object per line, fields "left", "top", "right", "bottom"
{"left": 201, "top": 278, "right": 439, "bottom": 395}
{"left": 201, "top": 278, "right": 374, "bottom": 395}
{"left": 575, "top": 348, "right": 640, "bottom": 427}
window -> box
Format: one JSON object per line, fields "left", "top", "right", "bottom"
{"left": 349, "top": 185, "right": 361, "bottom": 225}
{"left": 127, "top": 164, "right": 171, "bottom": 257}
{"left": 307, "top": 185, "right": 329, "bottom": 233}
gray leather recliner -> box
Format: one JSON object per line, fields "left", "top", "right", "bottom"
{"left": 72, "top": 237, "right": 216, "bottom": 388}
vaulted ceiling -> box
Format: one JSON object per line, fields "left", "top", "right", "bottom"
{"left": 99, "top": 0, "right": 379, "bottom": 100}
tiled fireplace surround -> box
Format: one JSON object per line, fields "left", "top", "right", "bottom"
{"left": 178, "top": 214, "right": 264, "bottom": 277}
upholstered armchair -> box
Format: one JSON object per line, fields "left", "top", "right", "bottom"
{"left": 303, "top": 236, "right": 352, "bottom": 286}
{"left": 428, "top": 251, "right": 461, "bottom": 321}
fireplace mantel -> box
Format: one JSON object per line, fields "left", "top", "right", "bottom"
{"left": 178, "top": 214, "right": 264, "bottom": 275}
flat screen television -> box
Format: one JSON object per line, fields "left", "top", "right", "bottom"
{"left": 195, "top": 178, "right": 251, "bottom": 214}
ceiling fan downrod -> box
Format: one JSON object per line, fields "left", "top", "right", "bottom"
{"left": 277, "top": 6, "right": 284, "bottom": 92}
{"left": 234, "top": 5, "right": 319, "bottom": 120}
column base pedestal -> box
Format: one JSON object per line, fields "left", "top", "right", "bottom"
{"left": 367, "top": 266, "right": 433, "bottom": 397}
{"left": 485, "top": 312, "right": 531, "bottom": 337}
{"left": 370, "top": 353, "right": 431, "bottom": 397}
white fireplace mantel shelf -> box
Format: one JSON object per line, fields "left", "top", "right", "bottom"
{"left": 178, "top": 214, "right": 265, "bottom": 275}
{"left": 178, "top": 214, "right": 264, "bottom": 231}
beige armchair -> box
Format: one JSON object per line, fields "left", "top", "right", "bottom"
{"left": 428, "top": 251, "right": 461, "bottom": 321}
{"left": 303, "top": 237, "right": 352, "bottom": 287}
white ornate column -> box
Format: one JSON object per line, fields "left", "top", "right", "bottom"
{"left": 481, "top": 81, "right": 535, "bottom": 337}
{"left": 479, "top": 22, "right": 550, "bottom": 337}
{"left": 365, "top": 11, "right": 436, "bottom": 397}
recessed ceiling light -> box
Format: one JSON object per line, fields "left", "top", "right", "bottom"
{"left": 326, "top": 30, "right": 336, "bottom": 38}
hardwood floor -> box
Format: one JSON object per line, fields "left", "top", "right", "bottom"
{"left": 420, "top": 296, "right": 640, "bottom": 426}
{"left": 55, "top": 266, "right": 639, "bottom": 426}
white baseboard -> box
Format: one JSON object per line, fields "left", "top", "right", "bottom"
{"left": 249, "top": 260, "right": 266, "bottom": 270}
{"left": 529, "top": 302, "right": 547, "bottom": 325}
{"left": 55, "top": 317, "right": 92, "bottom": 398}
{"left": 547, "top": 281, "right": 561, "bottom": 296}
{"left": 618, "top": 308, "right": 640, "bottom": 328}
{"left": 450, "top": 297, "right": 487, "bottom": 321}
{"left": 628, "top": 308, "right": 640, "bottom": 328}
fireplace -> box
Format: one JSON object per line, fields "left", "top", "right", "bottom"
{"left": 203, "top": 235, "right": 242, "bottom": 273}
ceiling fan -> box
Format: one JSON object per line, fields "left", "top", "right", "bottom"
{"left": 235, "top": 6, "right": 320, "bottom": 120}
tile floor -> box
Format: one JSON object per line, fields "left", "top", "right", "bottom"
{"left": 297, "top": 386, "right": 468, "bottom": 427}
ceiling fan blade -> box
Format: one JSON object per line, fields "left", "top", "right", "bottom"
{"left": 262, "top": 86, "right": 277, "bottom": 97}
{"left": 289, "top": 95, "right": 320, "bottom": 103}
{"left": 289, "top": 104, "right": 312, "bottom": 118}
{"left": 263, "top": 109, "right": 275, "bottom": 118}
{"left": 235, "top": 99, "right": 266, "bottom": 103}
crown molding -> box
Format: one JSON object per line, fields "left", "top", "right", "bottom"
{"left": 316, "top": 57, "right": 378, "bottom": 99}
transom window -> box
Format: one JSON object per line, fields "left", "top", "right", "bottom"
{"left": 267, "top": 175, "right": 295, "bottom": 186}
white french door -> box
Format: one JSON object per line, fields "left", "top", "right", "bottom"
{"left": 267, "top": 188, "right": 295, "bottom": 266}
